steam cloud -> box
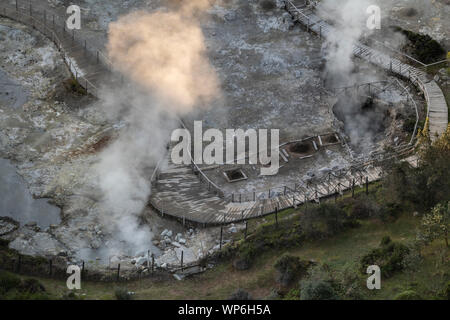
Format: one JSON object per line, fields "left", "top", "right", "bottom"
{"left": 317, "top": 0, "right": 374, "bottom": 85}
{"left": 94, "top": 0, "right": 219, "bottom": 257}
{"left": 316, "top": 0, "right": 389, "bottom": 155}
{"left": 106, "top": 0, "right": 219, "bottom": 112}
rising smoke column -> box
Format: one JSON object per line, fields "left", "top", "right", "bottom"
{"left": 106, "top": 0, "right": 219, "bottom": 112}
{"left": 95, "top": 0, "right": 219, "bottom": 256}
{"left": 317, "top": 0, "right": 373, "bottom": 85}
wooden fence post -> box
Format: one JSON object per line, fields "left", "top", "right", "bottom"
{"left": 48, "top": 259, "right": 52, "bottom": 276}
{"left": 275, "top": 207, "right": 278, "bottom": 228}
{"left": 181, "top": 251, "right": 184, "bottom": 271}
{"left": 366, "top": 177, "right": 369, "bottom": 195}
{"left": 244, "top": 221, "right": 248, "bottom": 239}
{"left": 151, "top": 254, "right": 155, "bottom": 274}
{"left": 352, "top": 179, "right": 355, "bottom": 198}
{"left": 219, "top": 226, "right": 223, "bottom": 250}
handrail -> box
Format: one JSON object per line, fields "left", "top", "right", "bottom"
{"left": 0, "top": 2, "right": 115, "bottom": 97}
{"left": 178, "top": 119, "right": 226, "bottom": 198}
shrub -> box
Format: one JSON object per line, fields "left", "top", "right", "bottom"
{"left": 302, "top": 203, "right": 347, "bottom": 238}
{"left": 283, "top": 288, "right": 300, "bottom": 300}
{"left": 0, "top": 238, "right": 10, "bottom": 247}
{"left": 229, "top": 288, "right": 253, "bottom": 300}
{"left": 337, "top": 264, "right": 367, "bottom": 300}
{"left": 233, "top": 242, "right": 257, "bottom": 270}
{"left": 380, "top": 236, "right": 392, "bottom": 246}
{"left": 299, "top": 266, "right": 340, "bottom": 300}
{"left": 300, "top": 279, "right": 340, "bottom": 300}
{"left": 350, "top": 196, "right": 381, "bottom": 219}
{"left": 392, "top": 27, "right": 446, "bottom": 64}
{"left": 63, "top": 78, "right": 87, "bottom": 95}
{"left": 20, "top": 278, "right": 46, "bottom": 294}
{"left": 273, "top": 254, "right": 310, "bottom": 287}
{"left": 114, "top": 288, "right": 133, "bottom": 300}
{"left": 61, "top": 291, "right": 82, "bottom": 300}
{"left": 394, "top": 290, "right": 422, "bottom": 300}
{"left": 443, "top": 281, "right": 450, "bottom": 300}
{"left": 360, "top": 237, "right": 410, "bottom": 278}
{"left": 0, "top": 271, "right": 21, "bottom": 295}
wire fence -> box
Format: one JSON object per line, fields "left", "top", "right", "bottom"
{"left": 0, "top": 1, "right": 116, "bottom": 97}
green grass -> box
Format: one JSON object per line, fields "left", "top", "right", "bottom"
{"left": 2, "top": 183, "right": 448, "bottom": 300}
{"left": 7, "top": 209, "right": 446, "bottom": 300}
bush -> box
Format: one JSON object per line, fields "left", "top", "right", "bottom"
{"left": 299, "top": 266, "right": 341, "bottom": 300}
{"left": 300, "top": 279, "right": 340, "bottom": 300}
{"left": 232, "top": 221, "right": 303, "bottom": 270}
{"left": 0, "top": 271, "right": 21, "bottom": 295}
{"left": 392, "top": 27, "right": 446, "bottom": 64}
{"left": 443, "top": 281, "right": 450, "bottom": 300}
{"left": 381, "top": 131, "right": 450, "bottom": 212}
{"left": 0, "top": 272, "right": 49, "bottom": 299}
{"left": 394, "top": 290, "right": 422, "bottom": 300}
{"left": 229, "top": 288, "right": 253, "bottom": 300}
{"left": 302, "top": 203, "right": 348, "bottom": 238}
{"left": 273, "top": 254, "right": 310, "bottom": 287}
{"left": 63, "top": 78, "right": 87, "bottom": 95}
{"left": 283, "top": 288, "right": 300, "bottom": 300}
{"left": 360, "top": 237, "right": 410, "bottom": 278}
{"left": 350, "top": 196, "right": 381, "bottom": 219}
{"left": 336, "top": 264, "right": 367, "bottom": 300}
{"left": 0, "top": 238, "right": 10, "bottom": 247}
{"left": 61, "top": 291, "right": 83, "bottom": 300}
{"left": 233, "top": 242, "right": 257, "bottom": 270}
{"left": 114, "top": 288, "right": 133, "bottom": 300}
{"left": 20, "top": 278, "right": 46, "bottom": 294}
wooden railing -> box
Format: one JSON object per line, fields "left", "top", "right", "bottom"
{"left": 0, "top": 1, "right": 114, "bottom": 97}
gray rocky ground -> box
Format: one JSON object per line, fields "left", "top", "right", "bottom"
{"left": 0, "top": 0, "right": 447, "bottom": 274}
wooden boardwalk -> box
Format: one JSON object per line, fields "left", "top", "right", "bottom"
{"left": 149, "top": 144, "right": 414, "bottom": 225}
{"left": 285, "top": 0, "right": 448, "bottom": 138}
{"left": 0, "top": 2, "right": 117, "bottom": 97}
{"left": 0, "top": 1, "right": 445, "bottom": 226}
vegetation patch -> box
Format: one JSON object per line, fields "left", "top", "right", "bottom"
{"left": 63, "top": 77, "right": 87, "bottom": 96}
{"left": 273, "top": 254, "right": 311, "bottom": 287}
{"left": 391, "top": 26, "right": 446, "bottom": 64}
{"left": 359, "top": 236, "right": 410, "bottom": 278}
{"left": 0, "top": 270, "right": 49, "bottom": 299}
{"left": 394, "top": 290, "right": 422, "bottom": 300}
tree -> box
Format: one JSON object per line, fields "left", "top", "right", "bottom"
{"left": 381, "top": 125, "right": 450, "bottom": 212}
{"left": 418, "top": 201, "right": 449, "bottom": 247}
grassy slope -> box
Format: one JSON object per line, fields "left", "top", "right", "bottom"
{"left": 12, "top": 207, "right": 448, "bottom": 300}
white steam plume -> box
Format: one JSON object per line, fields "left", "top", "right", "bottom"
{"left": 94, "top": 0, "right": 219, "bottom": 257}
{"left": 317, "top": 0, "right": 373, "bottom": 85}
